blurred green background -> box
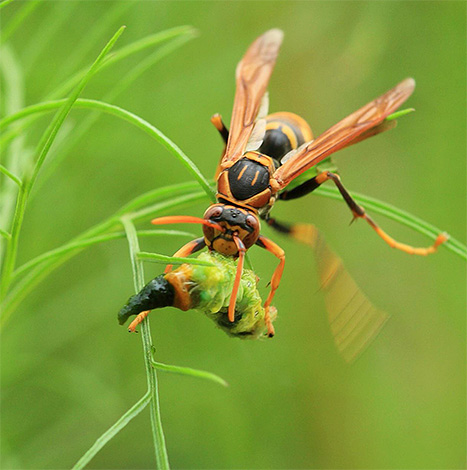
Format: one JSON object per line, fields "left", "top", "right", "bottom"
{"left": 1, "top": 1, "right": 465, "bottom": 469}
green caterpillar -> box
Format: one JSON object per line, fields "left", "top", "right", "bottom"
{"left": 119, "top": 251, "right": 277, "bottom": 339}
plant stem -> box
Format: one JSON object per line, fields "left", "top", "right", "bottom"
{"left": 152, "top": 360, "right": 228, "bottom": 387}
{"left": 0, "top": 27, "right": 126, "bottom": 299}
{"left": 72, "top": 392, "right": 151, "bottom": 470}
{"left": 0, "top": 98, "right": 215, "bottom": 201}
{"left": 121, "top": 216, "right": 170, "bottom": 469}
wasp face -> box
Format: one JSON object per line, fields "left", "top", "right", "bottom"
{"left": 202, "top": 204, "right": 260, "bottom": 256}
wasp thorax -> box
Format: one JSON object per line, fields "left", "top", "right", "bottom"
{"left": 203, "top": 204, "right": 260, "bottom": 255}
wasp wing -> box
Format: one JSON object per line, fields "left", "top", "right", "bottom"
{"left": 291, "top": 224, "right": 389, "bottom": 363}
{"left": 222, "top": 29, "right": 283, "bottom": 165}
{"left": 272, "top": 78, "right": 415, "bottom": 190}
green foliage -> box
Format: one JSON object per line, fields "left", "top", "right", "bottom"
{"left": 1, "top": 3, "right": 465, "bottom": 469}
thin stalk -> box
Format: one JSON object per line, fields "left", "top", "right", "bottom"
{"left": 137, "top": 251, "right": 215, "bottom": 267}
{"left": 0, "top": 0, "right": 41, "bottom": 45}
{"left": 0, "top": 26, "right": 196, "bottom": 149}
{"left": 121, "top": 216, "right": 170, "bottom": 469}
{"left": 0, "top": 164, "right": 21, "bottom": 186}
{"left": 152, "top": 360, "right": 228, "bottom": 387}
{"left": 72, "top": 392, "right": 151, "bottom": 470}
{"left": 0, "top": 0, "right": 16, "bottom": 11}
{"left": 0, "top": 27, "right": 126, "bottom": 298}
{"left": 35, "top": 30, "right": 197, "bottom": 191}
{"left": 11, "top": 229, "right": 196, "bottom": 281}
{"left": 53, "top": 26, "right": 195, "bottom": 99}
{"left": 0, "top": 98, "right": 215, "bottom": 201}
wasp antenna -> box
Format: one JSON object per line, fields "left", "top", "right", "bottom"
{"left": 151, "top": 216, "right": 224, "bottom": 231}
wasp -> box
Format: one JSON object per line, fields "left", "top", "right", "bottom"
{"left": 148, "top": 29, "right": 447, "bottom": 343}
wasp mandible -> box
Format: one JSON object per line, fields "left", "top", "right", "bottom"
{"left": 150, "top": 29, "right": 447, "bottom": 340}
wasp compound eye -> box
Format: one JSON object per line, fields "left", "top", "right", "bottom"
{"left": 204, "top": 205, "right": 223, "bottom": 220}
{"left": 246, "top": 215, "right": 259, "bottom": 230}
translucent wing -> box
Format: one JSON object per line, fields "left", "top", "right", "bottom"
{"left": 222, "top": 29, "right": 283, "bottom": 165}
{"left": 291, "top": 224, "right": 389, "bottom": 362}
{"left": 272, "top": 78, "right": 415, "bottom": 190}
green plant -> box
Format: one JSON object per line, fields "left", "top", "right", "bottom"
{"left": 1, "top": 6, "right": 465, "bottom": 469}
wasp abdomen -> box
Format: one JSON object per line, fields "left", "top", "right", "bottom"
{"left": 228, "top": 158, "right": 270, "bottom": 201}
{"left": 259, "top": 112, "right": 313, "bottom": 162}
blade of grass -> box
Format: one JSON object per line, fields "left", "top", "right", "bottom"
{"left": 72, "top": 392, "right": 151, "bottom": 470}
{"left": 48, "top": 2, "right": 133, "bottom": 91}
{"left": 0, "top": 0, "right": 41, "bottom": 45}
{"left": 137, "top": 251, "right": 215, "bottom": 267}
{"left": 35, "top": 29, "right": 198, "bottom": 191}
{"left": 0, "top": 45, "right": 28, "bottom": 261}
{"left": 121, "top": 215, "right": 170, "bottom": 469}
{"left": 23, "top": 1, "right": 79, "bottom": 75}
{"left": 0, "top": 0, "right": 16, "bottom": 11}
{"left": 0, "top": 229, "right": 11, "bottom": 240}
{"left": 0, "top": 164, "right": 21, "bottom": 186}
{"left": 0, "top": 98, "right": 215, "bottom": 202}
{"left": 11, "top": 229, "right": 196, "bottom": 281}
{"left": 0, "top": 26, "right": 126, "bottom": 298}
{"left": 152, "top": 360, "right": 228, "bottom": 387}
{"left": 53, "top": 26, "right": 195, "bottom": 99}
{"left": 0, "top": 27, "right": 197, "bottom": 149}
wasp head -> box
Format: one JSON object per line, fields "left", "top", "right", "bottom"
{"left": 203, "top": 204, "right": 260, "bottom": 256}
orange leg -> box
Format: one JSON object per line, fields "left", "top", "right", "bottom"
{"left": 210, "top": 113, "right": 229, "bottom": 144}
{"left": 314, "top": 171, "right": 449, "bottom": 255}
{"left": 228, "top": 236, "right": 246, "bottom": 322}
{"left": 164, "top": 237, "right": 205, "bottom": 274}
{"left": 211, "top": 113, "right": 229, "bottom": 179}
{"left": 128, "top": 310, "right": 150, "bottom": 333}
{"left": 256, "top": 236, "right": 285, "bottom": 337}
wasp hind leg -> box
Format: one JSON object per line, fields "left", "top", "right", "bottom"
{"left": 211, "top": 113, "right": 229, "bottom": 179}
{"left": 279, "top": 171, "right": 448, "bottom": 255}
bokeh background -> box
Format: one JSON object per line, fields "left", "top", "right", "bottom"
{"left": 1, "top": 2, "right": 465, "bottom": 469}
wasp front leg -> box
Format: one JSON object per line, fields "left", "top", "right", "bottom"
{"left": 280, "top": 171, "right": 448, "bottom": 256}
{"left": 165, "top": 237, "right": 206, "bottom": 273}
{"left": 256, "top": 235, "right": 285, "bottom": 337}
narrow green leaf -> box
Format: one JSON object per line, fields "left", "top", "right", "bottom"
{"left": 0, "top": 229, "right": 11, "bottom": 240}
{"left": 0, "top": 98, "right": 216, "bottom": 202}
{"left": 0, "top": 0, "right": 15, "bottom": 11}
{"left": 72, "top": 392, "right": 151, "bottom": 470}
{"left": 386, "top": 107, "right": 415, "bottom": 121}
{"left": 54, "top": 26, "right": 196, "bottom": 99}
{"left": 137, "top": 251, "right": 214, "bottom": 267}
{"left": 152, "top": 360, "right": 228, "bottom": 387}
{"left": 0, "top": 0, "right": 41, "bottom": 44}
{"left": 0, "top": 164, "right": 21, "bottom": 186}
{"left": 11, "top": 229, "right": 196, "bottom": 281}
{"left": 36, "top": 31, "right": 197, "bottom": 191}
{"left": 121, "top": 216, "right": 170, "bottom": 469}
{"left": 1, "top": 26, "right": 126, "bottom": 300}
